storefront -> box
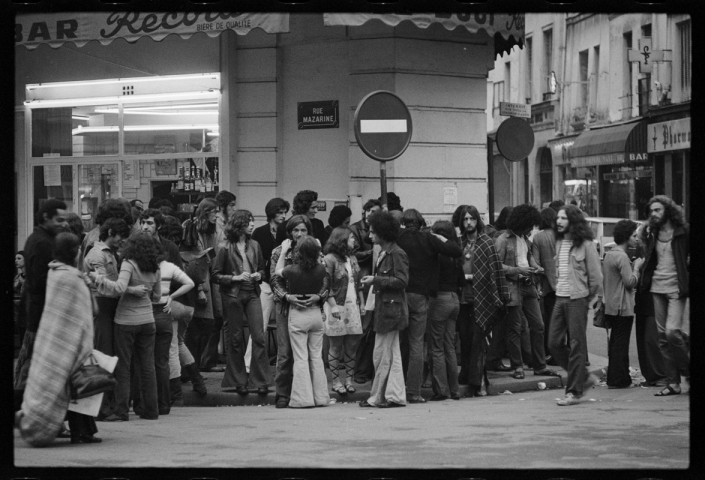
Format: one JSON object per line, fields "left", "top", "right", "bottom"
{"left": 647, "top": 115, "right": 690, "bottom": 222}
{"left": 568, "top": 120, "right": 649, "bottom": 219}
{"left": 546, "top": 134, "right": 579, "bottom": 208}
{"left": 24, "top": 73, "right": 223, "bottom": 230}
{"left": 15, "top": 12, "right": 523, "bottom": 247}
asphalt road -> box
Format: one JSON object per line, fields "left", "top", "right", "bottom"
{"left": 14, "top": 382, "right": 690, "bottom": 472}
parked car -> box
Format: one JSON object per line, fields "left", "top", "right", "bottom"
{"left": 585, "top": 217, "right": 643, "bottom": 259}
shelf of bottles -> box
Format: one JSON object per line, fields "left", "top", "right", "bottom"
{"left": 168, "top": 158, "right": 219, "bottom": 214}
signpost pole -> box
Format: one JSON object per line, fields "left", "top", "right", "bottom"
{"left": 380, "top": 161, "right": 388, "bottom": 210}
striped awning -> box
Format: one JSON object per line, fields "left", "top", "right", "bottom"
{"left": 323, "top": 13, "right": 524, "bottom": 57}
{"left": 15, "top": 12, "right": 290, "bottom": 50}
{"left": 570, "top": 121, "right": 648, "bottom": 168}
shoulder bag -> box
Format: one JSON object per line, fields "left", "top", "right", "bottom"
{"left": 70, "top": 353, "right": 117, "bottom": 400}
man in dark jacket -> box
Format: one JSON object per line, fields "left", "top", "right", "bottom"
{"left": 14, "top": 199, "right": 69, "bottom": 408}
{"left": 350, "top": 199, "right": 382, "bottom": 280}
{"left": 639, "top": 195, "right": 689, "bottom": 397}
{"left": 396, "top": 209, "right": 462, "bottom": 403}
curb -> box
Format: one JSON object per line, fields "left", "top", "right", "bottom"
{"left": 180, "top": 354, "right": 610, "bottom": 407}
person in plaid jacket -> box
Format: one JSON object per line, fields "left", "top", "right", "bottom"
{"left": 455, "top": 205, "right": 509, "bottom": 397}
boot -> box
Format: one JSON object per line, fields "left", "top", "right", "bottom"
{"left": 183, "top": 363, "right": 207, "bottom": 397}
{"left": 170, "top": 378, "right": 184, "bottom": 407}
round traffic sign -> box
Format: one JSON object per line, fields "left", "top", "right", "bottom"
{"left": 353, "top": 90, "right": 413, "bottom": 162}
{"left": 495, "top": 116, "right": 535, "bottom": 162}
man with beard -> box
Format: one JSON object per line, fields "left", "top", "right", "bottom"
{"left": 454, "top": 205, "right": 509, "bottom": 397}
{"left": 14, "top": 200, "right": 69, "bottom": 412}
{"left": 548, "top": 205, "right": 603, "bottom": 406}
{"left": 638, "top": 195, "right": 689, "bottom": 397}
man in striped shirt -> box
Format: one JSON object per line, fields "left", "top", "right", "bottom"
{"left": 548, "top": 205, "right": 603, "bottom": 406}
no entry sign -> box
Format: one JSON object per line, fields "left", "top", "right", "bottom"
{"left": 354, "top": 91, "right": 413, "bottom": 162}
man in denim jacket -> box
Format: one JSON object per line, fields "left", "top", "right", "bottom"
{"left": 548, "top": 205, "right": 603, "bottom": 406}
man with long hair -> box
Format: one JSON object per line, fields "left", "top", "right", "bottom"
{"left": 548, "top": 205, "right": 603, "bottom": 406}
{"left": 276, "top": 190, "right": 326, "bottom": 245}
{"left": 638, "top": 195, "right": 689, "bottom": 396}
{"left": 495, "top": 204, "right": 558, "bottom": 380}
{"left": 454, "top": 205, "right": 509, "bottom": 397}
{"left": 212, "top": 210, "right": 269, "bottom": 395}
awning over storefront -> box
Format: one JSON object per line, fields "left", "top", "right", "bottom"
{"left": 324, "top": 13, "right": 524, "bottom": 57}
{"left": 546, "top": 134, "right": 578, "bottom": 166}
{"left": 569, "top": 121, "right": 647, "bottom": 168}
{"left": 15, "top": 12, "right": 290, "bottom": 49}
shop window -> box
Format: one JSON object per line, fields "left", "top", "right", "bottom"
{"left": 32, "top": 106, "right": 120, "bottom": 157}
{"left": 33, "top": 165, "right": 74, "bottom": 219}
{"left": 120, "top": 100, "right": 219, "bottom": 154}
{"left": 78, "top": 164, "right": 119, "bottom": 232}
{"left": 672, "top": 152, "right": 684, "bottom": 207}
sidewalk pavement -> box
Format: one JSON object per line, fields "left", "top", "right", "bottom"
{"left": 181, "top": 352, "right": 610, "bottom": 407}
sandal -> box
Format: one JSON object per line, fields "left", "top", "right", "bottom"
{"left": 654, "top": 385, "right": 681, "bottom": 396}
{"left": 332, "top": 385, "right": 347, "bottom": 395}
{"left": 345, "top": 384, "right": 356, "bottom": 393}
{"left": 511, "top": 370, "right": 525, "bottom": 380}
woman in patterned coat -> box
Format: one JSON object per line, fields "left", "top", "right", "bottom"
{"left": 16, "top": 233, "right": 100, "bottom": 446}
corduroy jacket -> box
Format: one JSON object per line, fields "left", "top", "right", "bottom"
{"left": 639, "top": 224, "right": 689, "bottom": 298}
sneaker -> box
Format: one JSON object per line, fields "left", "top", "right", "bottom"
{"left": 556, "top": 393, "right": 580, "bottom": 406}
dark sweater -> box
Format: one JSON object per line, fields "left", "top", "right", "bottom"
{"left": 252, "top": 223, "right": 280, "bottom": 283}
{"left": 396, "top": 228, "right": 463, "bottom": 296}
{"left": 23, "top": 226, "right": 56, "bottom": 332}
{"left": 434, "top": 251, "right": 464, "bottom": 296}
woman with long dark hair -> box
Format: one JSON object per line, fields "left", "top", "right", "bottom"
{"left": 323, "top": 226, "right": 364, "bottom": 395}
{"left": 212, "top": 209, "right": 268, "bottom": 395}
{"left": 275, "top": 235, "right": 330, "bottom": 408}
{"left": 89, "top": 232, "right": 162, "bottom": 421}
{"left": 17, "top": 233, "right": 101, "bottom": 446}
{"left": 359, "top": 211, "right": 409, "bottom": 408}
{"left": 603, "top": 220, "right": 644, "bottom": 388}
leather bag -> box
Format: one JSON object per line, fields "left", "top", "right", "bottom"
{"left": 70, "top": 354, "right": 117, "bottom": 400}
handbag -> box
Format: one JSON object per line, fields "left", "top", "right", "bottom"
{"left": 70, "top": 353, "right": 117, "bottom": 400}
{"left": 592, "top": 303, "right": 609, "bottom": 329}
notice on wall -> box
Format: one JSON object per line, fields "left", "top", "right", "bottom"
{"left": 443, "top": 186, "right": 458, "bottom": 213}
{"left": 44, "top": 165, "right": 61, "bottom": 187}
{"left": 123, "top": 160, "right": 140, "bottom": 188}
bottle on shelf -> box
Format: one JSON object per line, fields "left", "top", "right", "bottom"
{"left": 213, "top": 165, "right": 219, "bottom": 192}
{"left": 195, "top": 168, "right": 203, "bottom": 192}
{"left": 188, "top": 165, "right": 195, "bottom": 191}
{"left": 204, "top": 170, "right": 213, "bottom": 193}
{"left": 176, "top": 166, "right": 184, "bottom": 192}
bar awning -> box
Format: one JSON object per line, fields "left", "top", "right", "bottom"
{"left": 323, "top": 13, "right": 524, "bottom": 57}
{"left": 15, "top": 12, "right": 290, "bottom": 49}
{"left": 570, "top": 121, "right": 648, "bottom": 168}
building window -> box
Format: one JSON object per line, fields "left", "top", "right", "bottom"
{"left": 638, "top": 75, "right": 650, "bottom": 116}
{"left": 543, "top": 28, "right": 553, "bottom": 95}
{"left": 623, "top": 31, "right": 633, "bottom": 119}
{"left": 678, "top": 20, "right": 691, "bottom": 95}
{"left": 641, "top": 23, "right": 652, "bottom": 38}
{"left": 504, "top": 63, "right": 511, "bottom": 101}
{"left": 525, "top": 36, "right": 533, "bottom": 103}
{"left": 591, "top": 46, "right": 600, "bottom": 117}
{"left": 493, "top": 81, "right": 505, "bottom": 116}
{"left": 579, "top": 50, "right": 589, "bottom": 108}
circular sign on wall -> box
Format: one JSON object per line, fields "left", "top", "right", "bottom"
{"left": 495, "top": 116, "right": 535, "bottom": 162}
{"left": 353, "top": 90, "right": 413, "bottom": 162}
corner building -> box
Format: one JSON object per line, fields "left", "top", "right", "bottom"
{"left": 14, "top": 12, "right": 522, "bottom": 247}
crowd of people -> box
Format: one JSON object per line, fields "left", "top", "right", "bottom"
{"left": 12, "top": 189, "right": 689, "bottom": 446}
